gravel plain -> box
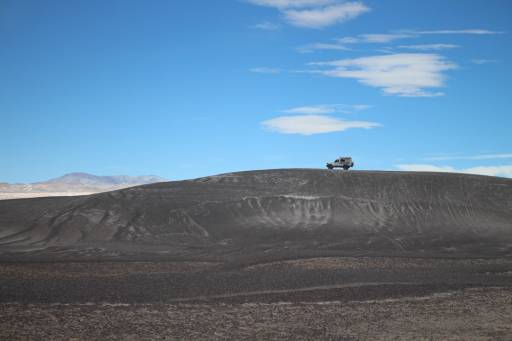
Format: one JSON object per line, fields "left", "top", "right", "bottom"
{"left": 1, "top": 257, "right": 511, "bottom": 340}
{"left": 1, "top": 286, "right": 511, "bottom": 340}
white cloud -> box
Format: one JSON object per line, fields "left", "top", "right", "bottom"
{"left": 283, "top": 104, "right": 370, "bottom": 114}
{"left": 301, "top": 33, "right": 413, "bottom": 52}
{"left": 247, "top": 0, "right": 337, "bottom": 9}
{"left": 352, "top": 104, "right": 371, "bottom": 110}
{"left": 298, "top": 42, "right": 350, "bottom": 53}
{"left": 310, "top": 53, "right": 457, "bottom": 97}
{"left": 337, "top": 36, "right": 360, "bottom": 44}
{"left": 247, "top": 1, "right": 369, "bottom": 29}
{"left": 399, "top": 44, "right": 460, "bottom": 51}
{"left": 284, "top": 105, "right": 336, "bottom": 114}
{"left": 283, "top": 2, "right": 370, "bottom": 28}
{"left": 331, "top": 33, "right": 416, "bottom": 46}
{"left": 396, "top": 164, "right": 512, "bottom": 178}
{"left": 336, "top": 28, "right": 500, "bottom": 44}
{"left": 252, "top": 21, "right": 280, "bottom": 30}
{"left": 463, "top": 166, "right": 512, "bottom": 177}
{"left": 250, "top": 67, "right": 282, "bottom": 74}
{"left": 396, "top": 164, "right": 456, "bottom": 173}
{"left": 262, "top": 114, "right": 379, "bottom": 135}
{"left": 417, "top": 29, "right": 502, "bottom": 35}
{"left": 424, "top": 153, "right": 512, "bottom": 161}
{"left": 358, "top": 33, "right": 414, "bottom": 43}
{"left": 300, "top": 28, "right": 500, "bottom": 52}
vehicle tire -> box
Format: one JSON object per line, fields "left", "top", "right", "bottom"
{"left": 343, "top": 166, "right": 349, "bottom": 170}
{"left": 327, "top": 165, "right": 333, "bottom": 170}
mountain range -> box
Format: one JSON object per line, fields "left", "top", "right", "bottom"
{"left": 0, "top": 172, "right": 166, "bottom": 200}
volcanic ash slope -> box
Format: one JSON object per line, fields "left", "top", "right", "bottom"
{"left": 0, "top": 169, "right": 511, "bottom": 258}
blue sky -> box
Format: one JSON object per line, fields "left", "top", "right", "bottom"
{"left": 1, "top": 0, "right": 511, "bottom": 182}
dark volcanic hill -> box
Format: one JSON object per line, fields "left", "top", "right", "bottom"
{"left": 0, "top": 169, "right": 511, "bottom": 259}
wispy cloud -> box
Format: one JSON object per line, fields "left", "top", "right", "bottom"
{"left": 357, "top": 33, "right": 414, "bottom": 43}
{"left": 461, "top": 166, "right": 512, "bottom": 177}
{"left": 250, "top": 67, "right": 282, "bottom": 74}
{"left": 471, "top": 59, "right": 500, "bottom": 65}
{"left": 331, "top": 33, "right": 416, "bottom": 45}
{"left": 337, "top": 36, "right": 359, "bottom": 44}
{"left": 262, "top": 115, "right": 379, "bottom": 135}
{"left": 352, "top": 104, "right": 371, "bottom": 110}
{"left": 396, "top": 164, "right": 455, "bottom": 172}
{"left": 252, "top": 21, "right": 280, "bottom": 30}
{"left": 423, "top": 153, "right": 512, "bottom": 161}
{"left": 297, "top": 33, "right": 410, "bottom": 52}
{"left": 283, "top": 3, "right": 370, "bottom": 28}
{"left": 310, "top": 53, "right": 457, "bottom": 97}
{"left": 302, "top": 28, "right": 500, "bottom": 52}
{"left": 283, "top": 104, "right": 370, "bottom": 114}
{"left": 396, "top": 164, "right": 512, "bottom": 178}
{"left": 247, "top": 1, "right": 369, "bottom": 29}
{"left": 247, "top": 0, "right": 337, "bottom": 9}
{"left": 416, "top": 29, "right": 502, "bottom": 35}
{"left": 298, "top": 42, "right": 351, "bottom": 53}
{"left": 399, "top": 44, "right": 460, "bottom": 51}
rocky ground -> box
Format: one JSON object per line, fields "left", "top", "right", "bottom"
{"left": 2, "top": 287, "right": 511, "bottom": 340}
{"left": 1, "top": 257, "right": 511, "bottom": 340}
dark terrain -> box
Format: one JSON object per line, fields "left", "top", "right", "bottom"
{"left": 1, "top": 169, "right": 511, "bottom": 340}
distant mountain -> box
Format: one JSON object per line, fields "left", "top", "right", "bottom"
{"left": 0, "top": 172, "right": 166, "bottom": 200}
{"left": 42, "top": 173, "right": 165, "bottom": 187}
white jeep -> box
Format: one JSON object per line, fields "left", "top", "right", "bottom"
{"left": 326, "top": 157, "right": 354, "bottom": 170}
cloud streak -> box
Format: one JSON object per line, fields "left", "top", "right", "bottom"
{"left": 301, "top": 28, "right": 500, "bottom": 52}
{"left": 247, "top": 1, "right": 369, "bottom": 28}
{"left": 283, "top": 3, "right": 370, "bottom": 28}
{"left": 250, "top": 67, "right": 282, "bottom": 74}
{"left": 262, "top": 115, "right": 379, "bottom": 135}
{"left": 283, "top": 104, "right": 370, "bottom": 114}
{"left": 310, "top": 53, "right": 457, "bottom": 97}
{"left": 398, "top": 44, "right": 460, "bottom": 51}
{"left": 416, "top": 29, "right": 502, "bottom": 35}
{"left": 396, "top": 164, "right": 512, "bottom": 178}
{"left": 423, "top": 153, "right": 512, "bottom": 161}
{"left": 252, "top": 21, "right": 280, "bottom": 30}
{"left": 471, "top": 59, "right": 500, "bottom": 65}
{"left": 297, "top": 33, "right": 415, "bottom": 52}
{"left": 298, "top": 42, "right": 351, "bottom": 53}
{"left": 247, "top": 0, "right": 337, "bottom": 8}
{"left": 357, "top": 33, "right": 414, "bottom": 43}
